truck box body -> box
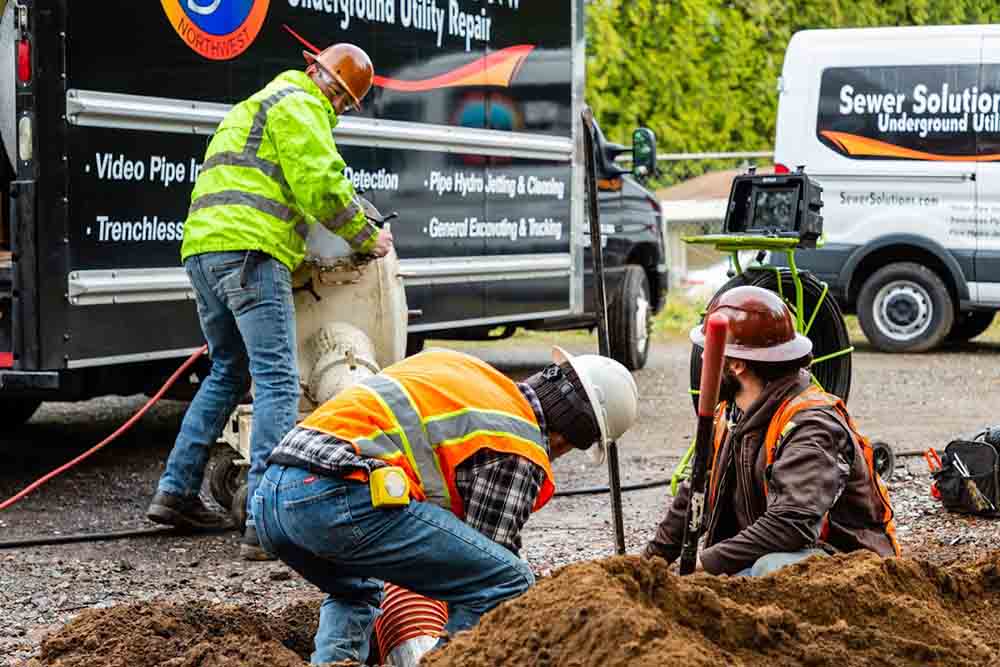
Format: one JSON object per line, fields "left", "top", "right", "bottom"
{"left": 1, "top": 0, "right": 666, "bottom": 406}
{"left": 774, "top": 25, "right": 1000, "bottom": 351}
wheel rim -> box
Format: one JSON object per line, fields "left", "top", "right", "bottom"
{"left": 873, "top": 280, "right": 932, "bottom": 342}
{"left": 872, "top": 444, "right": 894, "bottom": 479}
{"left": 873, "top": 448, "right": 890, "bottom": 476}
{"left": 635, "top": 293, "right": 650, "bottom": 354}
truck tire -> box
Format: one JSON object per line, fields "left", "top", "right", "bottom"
{"left": 2, "top": 398, "right": 42, "bottom": 429}
{"left": 406, "top": 334, "right": 426, "bottom": 357}
{"left": 946, "top": 310, "right": 996, "bottom": 343}
{"left": 609, "top": 265, "right": 651, "bottom": 371}
{"left": 857, "top": 262, "right": 954, "bottom": 353}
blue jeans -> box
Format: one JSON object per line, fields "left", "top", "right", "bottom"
{"left": 737, "top": 548, "right": 827, "bottom": 576}
{"left": 254, "top": 464, "right": 535, "bottom": 665}
{"left": 157, "top": 251, "right": 299, "bottom": 528}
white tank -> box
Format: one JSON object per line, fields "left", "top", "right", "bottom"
{"left": 292, "top": 222, "right": 408, "bottom": 410}
{"left": 222, "top": 217, "right": 407, "bottom": 460}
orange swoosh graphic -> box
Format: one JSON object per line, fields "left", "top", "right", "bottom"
{"left": 283, "top": 24, "right": 533, "bottom": 91}
{"left": 373, "top": 45, "right": 535, "bottom": 91}
{"left": 821, "top": 130, "right": 1000, "bottom": 162}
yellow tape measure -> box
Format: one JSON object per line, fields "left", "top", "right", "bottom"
{"left": 370, "top": 466, "right": 411, "bottom": 508}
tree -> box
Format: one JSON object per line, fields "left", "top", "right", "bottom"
{"left": 586, "top": 0, "right": 1000, "bottom": 183}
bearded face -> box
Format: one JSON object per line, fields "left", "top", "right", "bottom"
{"left": 718, "top": 361, "right": 741, "bottom": 404}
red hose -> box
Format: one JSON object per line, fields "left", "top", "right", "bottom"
{"left": 375, "top": 584, "right": 448, "bottom": 662}
{"left": 0, "top": 345, "right": 208, "bottom": 512}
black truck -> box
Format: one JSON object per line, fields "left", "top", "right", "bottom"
{"left": 0, "top": 0, "right": 667, "bottom": 428}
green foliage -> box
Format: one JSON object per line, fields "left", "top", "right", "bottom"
{"left": 586, "top": 0, "right": 1000, "bottom": 184}
{"left": 651, "top": 294, "right": 707, "bottom": 339}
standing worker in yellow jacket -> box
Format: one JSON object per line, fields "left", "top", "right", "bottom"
{"left": 146, "top": 44, "right": 393, "bottom": 560}
{"left": 256, "top": 347, "right": 640, "bottom": 664}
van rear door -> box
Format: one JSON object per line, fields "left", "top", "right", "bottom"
{"left": 975, "top": 34, "right": 1000, "bottom": 305}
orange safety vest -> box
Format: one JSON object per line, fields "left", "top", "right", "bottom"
{"left": 708, "top": 385, "right": 900, "bottom": 556}
{"left": 298, "top": 349, "right": 556, "bottom": 518}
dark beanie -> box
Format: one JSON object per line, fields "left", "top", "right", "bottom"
{"left": 525, "top": 362, "right": 600, "bottom": 449}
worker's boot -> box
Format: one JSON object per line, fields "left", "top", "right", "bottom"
{"left": 146, "top": 491, "right": 235, "bottom": 531}
{"left": 240, "top": 525, "right": 276, "bottom": 561}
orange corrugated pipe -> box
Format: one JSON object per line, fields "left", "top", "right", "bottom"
{"left": 375, "top": 584, "right": 448, "bottom": 663}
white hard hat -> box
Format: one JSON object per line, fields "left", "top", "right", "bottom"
{"left": 552, "top": 346, "right": 639, "bottom": 464}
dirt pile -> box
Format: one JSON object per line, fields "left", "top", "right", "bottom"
{"left": 27, "top": 552, "right": 1000, "bottom": 667}
{"left": 30, "top": 599, "right": 320, "bottom": 667}
{"left": 427, "top": 552, "right": 1000, "bottom": 667}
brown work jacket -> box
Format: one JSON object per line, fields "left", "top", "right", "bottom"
{"left": 644, "top": 370, "right": 898, "bottom": 575}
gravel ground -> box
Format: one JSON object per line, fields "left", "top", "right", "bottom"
{"left": 1, "top": 336, "right": 998, "bottom": 665}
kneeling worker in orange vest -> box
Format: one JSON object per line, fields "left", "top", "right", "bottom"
{"left": 644, "top": 286, "right": 899, "bottom": 576}
{"left": 255, "top": 346, "right": 639, "bottom": 664}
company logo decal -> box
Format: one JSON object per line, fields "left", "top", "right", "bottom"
{"left": 820, "top": 131, "right": 1000, "bottom": 162}
{"left": 161, "top": 0, "right": 270, "bottom": 61}
{"left": 283, "top": 24, "right": 533, "bottom": 91}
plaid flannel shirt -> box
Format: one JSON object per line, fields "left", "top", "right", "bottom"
{"left": 268, "top": 382, "right": 549, "bottom": 554}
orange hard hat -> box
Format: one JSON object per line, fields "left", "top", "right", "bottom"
{"left": 303, "top": 43, "right": 374, "bottom": 109}
{"left": 690, "top": 285, "right": 812, "bottom": 362}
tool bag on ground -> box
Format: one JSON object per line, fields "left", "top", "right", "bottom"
{"left": 929, "top": 429, "right": 1000, "bottom": 516}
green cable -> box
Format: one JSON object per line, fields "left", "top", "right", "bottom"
{"left": 671, "top": 438, "right": 697, "bottom": 495}
{"left": 787, "top": 250, "right": 805, "bottom": 333}
{"left": 803, "top": 281, "right": 829, "bottom": 337}
{"left": 811, "top": 346, "right": 855, "bottom": 365}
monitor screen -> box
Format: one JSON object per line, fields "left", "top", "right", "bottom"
{"left": 749, "top": 185, "right": 799, "bottom": 232}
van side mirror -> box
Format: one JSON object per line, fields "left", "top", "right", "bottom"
{"left": 631, "top": 127, "right": 657, "bottom": 180}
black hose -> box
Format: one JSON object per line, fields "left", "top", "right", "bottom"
{"left": 553, "top": 478, "right": 670, "bottom": 497}
{"left": 0, "top": 480, "right": 674, "bottom": 548}
{"left": 689, "top": 268, "right": 853, "bottom": 411}
{"left": 0, "top": 525, "right": 232, "bottom": 550}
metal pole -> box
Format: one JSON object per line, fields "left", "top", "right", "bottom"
{"left": 580, "top": 107, "right": 626, "bottom": 555}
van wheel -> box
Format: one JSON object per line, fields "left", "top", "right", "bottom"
{"left": 1, "top": 398, "right": 42, "bottom": 430}
{"left": 857, "top": 262, "right": 954, "bottom": 353}
{"left": 609, "top": 265, "right": 651, "bottom": 371}
{"left": 946, "top": 310, "right": 996, "bottom": 343}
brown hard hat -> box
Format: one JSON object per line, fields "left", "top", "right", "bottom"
{"left": 303, "top": 43, "right": 374, "bottom": 109}
{"left": 690, "top": 285, "right": 813, "bottom": 362}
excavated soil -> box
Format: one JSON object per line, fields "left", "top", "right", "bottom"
{"left": 425, "top": 552, "right": 1000, "bottom": 667}
{"left": 28, "top": 600, "right": 320, "bottom": 667}
{"left": 26, "top": 552, "right": 1000, "bottom": 667}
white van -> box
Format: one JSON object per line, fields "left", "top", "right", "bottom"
{"left": 773, "top": 25, "right": 1000, "bottom": 352}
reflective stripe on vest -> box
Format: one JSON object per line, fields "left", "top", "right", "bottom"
{"left": 189, "top": 190, "right": 296, "bottom": 222}
{"left": 424, "top": 408, "right": 545, "bottom": 449}
{"left": 361, "top": 374, "right": 450, "bottom": 507}
{"left": 707, "top": 404, "right": 729, "bottom": 509}
{"left": 328, "top": 199, "right": 364, "bottom": 234}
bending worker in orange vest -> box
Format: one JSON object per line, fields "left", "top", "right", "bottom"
{"left": 255, "top": 346, "right": 639, "bottom": 664}
{"left": 645, "top": 286, "right": 899, "bottom": 576}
